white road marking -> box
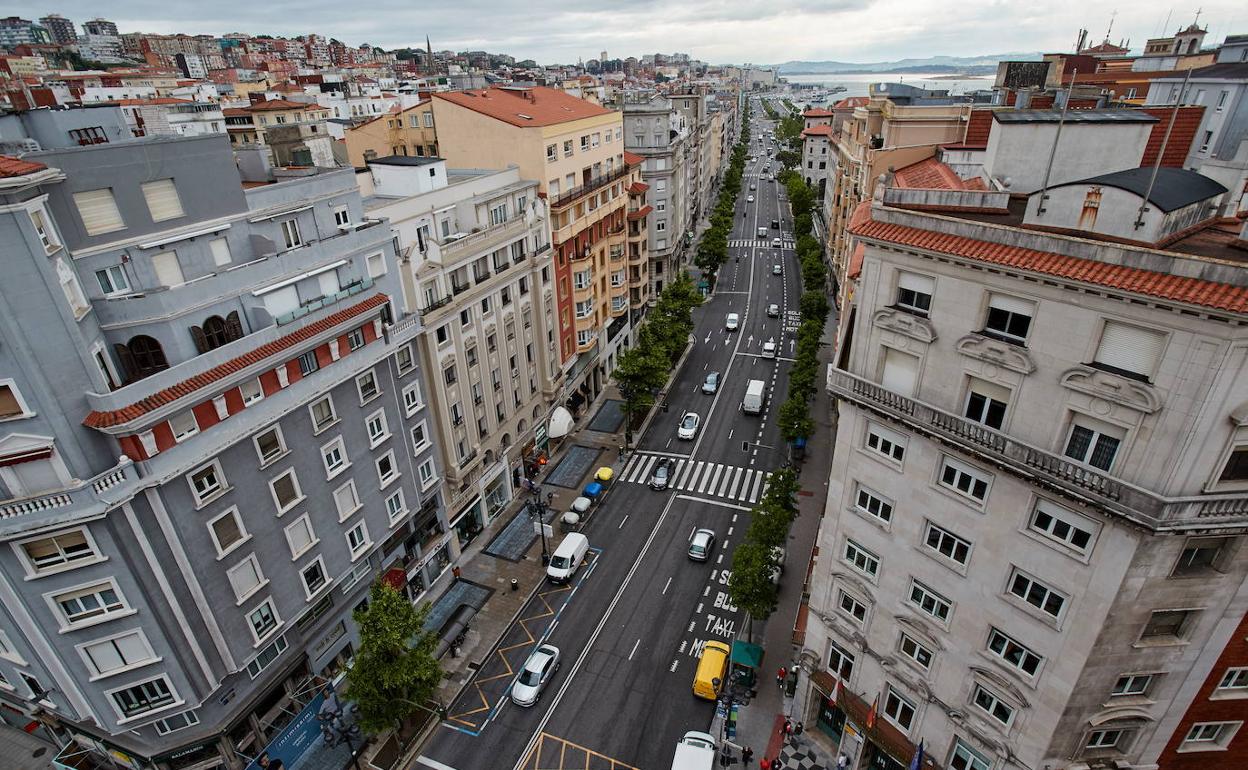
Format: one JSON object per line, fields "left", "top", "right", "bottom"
{"left": 618, "top": 514, "right": 629, "bottom": 529}
{"left": 629, "top": 638, "right": 641, "bottom": 661}
{"left": 417, "top": 756, "right": 462, "bottom": 770}
{"left": 662, "top": 576, "right": 672, "bottom": 595}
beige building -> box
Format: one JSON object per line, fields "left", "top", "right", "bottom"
{"left": 801, "top": 119, "right": 1248, "bottom": 770}
{"left": 431, "top": 85, "right": 642, "bottom": 408}
{"left": 359, "top": 157, "right": 559, "bottom": 543}
{"left": 223, "top": 98, "right": 334, "bottom": 166}
{"left": 344, "top": 100, "right": 438, "bottom": 167}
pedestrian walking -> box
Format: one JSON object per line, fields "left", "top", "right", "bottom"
{"left": 742, "top": 746, "right": 754, "bottom": 765}
{"left": 452, "top": 566, "right": 462, "bottom": 581}
{"left": 777, "top": 666, "right": 787, "bottom": 686}
{"left": 794, "top": 721, "right": 804, "bottom": 736}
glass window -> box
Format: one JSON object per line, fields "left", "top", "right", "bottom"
{"left": 1064, "top": 420, "right": 1121, "bottom": 471}
{"left": 923, "top": 522, "right": 971, "bottom": 566}
{"left": 883, "top": 686, "right": 916, "bottom": 730}
{"left": 110, "top": 676, "right": 177, "bottom": 720}
{"left": 865, "top": 422, "right": 905, "bottom": 462}
{"left": 939, "top": 458, "right": 990, "bottom": 503}
{"left": 55, "top": 582, "right": 126, "bottom": 625}
{"left": 1008, "top": 569, "right": 1067, "bottom": 620}
{"left": 972, "top": 684, "right": 1015, "bottom": 727}
{"left": 270, "top": 469, "right": 302, "bottom": 513}
{"left": 898, "top": 633, "right": 933, "bottom": 671}
{"left": 843, "top": 538, "right": 879, "bottom": 578}
{"left": 301, "top": 558, "right": 328, "bottom": 597}
{"left": 254, "top": 426, "right": 285, "bottom": 465}
{"left": 908, "top": 579, "right": 952, "bottom": 621}
{"left": 20, "top": 530, "right": 97, "bottom": 574}
{"left": 987, "top": 627, "right": 1042, "bottom": 676}
{"left": 1028, "top": 501, "right": 1095, "bottom": 554}
{"left": 983, "top": 294, "right": 1033, "bottom": 343}
{"left": 854, "top": 485, "right": 893, "bottom": 524}
{"left": 208, "top": 508, "right": 247, "bottom": 556}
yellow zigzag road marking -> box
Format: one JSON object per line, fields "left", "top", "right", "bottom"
{"left": 520, "top": 732, "right": 641, "bottom": 770}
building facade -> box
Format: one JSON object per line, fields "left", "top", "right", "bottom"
{"left": 0, "top": 133, "right": 448, "bottom": 770}
{"left": 344, "top": 101, "right": 438, "bottom": 167}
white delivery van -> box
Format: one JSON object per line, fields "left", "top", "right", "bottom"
{"left": 671, "top": 731, "right": 717, "bottom": 770}
{"left": 743, "top": 379, "right": 766, "bottom": 415}
{"left": 546, "top": 533, "right": 589, "bottom": 584}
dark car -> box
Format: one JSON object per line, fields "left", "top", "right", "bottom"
{"left": 649, "top": 458, "right": 674, "bottom": 490}
{"left": 771, "top": 219, "right": 780, "bottom": 229}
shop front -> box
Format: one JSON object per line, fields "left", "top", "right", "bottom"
{"left": 809, "top": 671, "right": 934, "bottom": 770}
{"left": 482, "top": 467, "right": 510, "bottom": 521}
{"left": 450, "top": 496, "right": 484, "bottom": 550}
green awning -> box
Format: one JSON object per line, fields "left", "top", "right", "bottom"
{"left": 731, "top": 641, "right": 764, "bottom": 668}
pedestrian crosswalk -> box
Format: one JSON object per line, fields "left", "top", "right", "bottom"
{"left": 728, "top": 239, "right": 795, "bottom": 249}
{"left": 619, "top": 452, "right": 771, "bottom": 504}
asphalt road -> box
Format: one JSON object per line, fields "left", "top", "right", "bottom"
{"left": 417, "top": 112, "right": 798, "bottom": 770}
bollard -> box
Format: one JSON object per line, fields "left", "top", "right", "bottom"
{"left": 510, "top": 578, "right": 519, "bottom": 591}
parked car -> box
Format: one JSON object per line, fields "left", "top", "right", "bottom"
{"left": 725, "top": 313, "right": 740, "bottom": 331}
{"left": 702, "top": 371, "right": 720, "bottom": 394}
{"left": 511, "top": 644, "right": 561, "bottom": 706}
{"left": 678, "top": 411, "right": 701, "bottom": 440}
{"left": 766, "top": 303, "right": 780, "bottom": 317}
{"left": 688, "top": 528, "right": 717, "bottom": 562}
{"left": 649, "top": 458, "right": 674, "bottom": 491}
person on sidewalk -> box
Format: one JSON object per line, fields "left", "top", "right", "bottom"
{"left": 742, "top": 746, "right": 754, "bottom": 765}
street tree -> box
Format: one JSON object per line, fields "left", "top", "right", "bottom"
{"left": 778, "top": 395, "right": 815, "bottom": 444}
{"left": 728, "top": 538, "right": 779, "bottom": 636}
{"left": 345, "top": 583, "right": 444, "bottom": 734}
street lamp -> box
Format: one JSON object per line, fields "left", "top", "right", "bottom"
{"left": 318, "top": 691, "right": 363, "bottom": 770}
{"left": 526, "top": 489, "right": 553, "bottom": 566}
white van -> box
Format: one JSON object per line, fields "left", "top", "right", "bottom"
{"left": 742, "top": 379, "right": 766, "bottom": 415}
{"left": 757, "top": 226, "right": 768, "bottom": 238}
{"left": 670, "top": 731, "right": 717, "bottom": 770}
{"left": 546, "top": 533, "right": 589, "bottom": 584}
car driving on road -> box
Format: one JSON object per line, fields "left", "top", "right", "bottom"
{"left": 767, "top": 303, "right": 780, "bottom": 317}
{"left": 702, "top": 371, "right": 720, "bottom": 394}
{"left": 649, "top": 458, "right": 673, "bottom": 491}
{"left": 725, "top": 313, "right": 739, "bottom": 331}
{"left": 511, "top": 644, "right": 560, "bottom": 707}
{"left": 678, "top": 411, "right": 700, "bottom": 440}
{"left": 762, "top": 339, "right": 777, "bottom": 358}
{"left": 687, "top": 528, "right": 717, "bottom": 562}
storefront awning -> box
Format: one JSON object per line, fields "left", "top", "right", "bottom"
{"left": 548, "top": 406, "right": 575, "bottom": 439}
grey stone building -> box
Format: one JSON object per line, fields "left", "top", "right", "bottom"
{"left": 0, "top": 128, "right": 446, "bottom": 770}
{"left": 802, "top": 123, "right": 1248, "bottom": 770}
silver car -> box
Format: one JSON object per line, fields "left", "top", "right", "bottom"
{"left": 511, "top": 644, "right": 561, "bottom": 707}
{"left": 688, "top": 528, "right": 717, "bottom": 562}
{"left": 702, "top": 371, "right": 720, "bottom": 394}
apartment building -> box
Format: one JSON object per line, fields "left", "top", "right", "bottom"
{"left": 344, "top": 100, "right": 438, "bottom": 167}
{"left": 223, "top": 98, "right": 335, "bottom": 168}
{"left": 0, "top": 133, "right": 446, "bottom": 770}
{"left": 1147, "top": 61, "right": 1248, "bottom": 200}
{"left": 670, "top": 92, "right": 708, "bottom": 224}
{"left": 616, "top": 91, "right": 692, "bottom": 297}
{"left": 801, "top": 107, "right": 834, "bottom": 187}
{"left": 359, "top": 156, "right": 561, "bottom": 554}
{"left": 38, "top": 14, "right": 77, "bottom": 46}
{"left": 431, "top": 85, "right": 642, "bottom": 409}
{"left": 801, "top": 115, "right": 1248, "bottom": 770}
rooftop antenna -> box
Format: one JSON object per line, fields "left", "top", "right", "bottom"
{"left": 1135, "top": 66, "right": 1192, "bottom": 229}
{"left": 1035, "top": 68, "right": 1075, "bottom": 217}
{"left": 1105, "top": 10, "right": 1117, "bottom": 42}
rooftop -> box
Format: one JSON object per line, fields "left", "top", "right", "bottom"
{"left": 801, "top": 124, "right": 834, "bottom": 138}
{"left": 893, "top": 156, "right": 987, "bottom": 191}
{"left": 1152, "top": 62, "right": 1248, "bottom": 81}
{"left": 0, "top": 155, "right": 46, "bottom": 177}
{"left": 802, "top": 107, "right": 834, "bottom": 117}
{"left": 367, "top": 155, "right": 443, "bottom": 167}
{"left": 433, "top": 85, "right": 613, "bottom": 128}
{"left": 993, "top": 109, "right": 1159, "bottom": 125}
{"left": 1052, "top": 167, "right": 1228, "bottom": 212}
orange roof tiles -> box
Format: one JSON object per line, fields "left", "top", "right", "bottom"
{"left": 84, "top": 294, "right": 390, "bottom": 429}
{"left": 111, "top": 97, "right": 194, "bottom": 106}
{"left": 627, "top": 205, "right": 653, "bottom": 221}
{"left": 245, "top": 99, "right": 319, "bottom": 111}
{"left": 433, "top": 86, "right": 613, "bottom": 128}
{"left": 801, "top": 124, "right": 834, "bottom": 138}
{"left": 962, "top": 109, "right": 994, "bottom": 147}
{"left": 0, "top": 155, "right": 47, "bottom": 178}
{"left": 832, "top": 96, "right": 870, "bottom": 110}
{"left": 893, "top": 157, "right": 985, "bottom": 191}
{"left": 850, "top": 207, "right": 1248, "bottom": 314}
{"left": 623, "top": 151, "right": 644, "bottom": 166}
{"left": 628, "top": 181, "right": 650, "bottom": 194}
{"left": 1141, "top": 105, "right": 1205, "bottom": 168}
{"left": 847, "top": 243, "right": 865, "bottom": 279}
{"left": 803, "top": 107, "right": 834, "bottom": 117}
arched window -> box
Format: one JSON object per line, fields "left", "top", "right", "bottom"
{"left": 202, "top": 316, "right": 230, "bottom": 349}
{"left": 115, "top": 335, "right": 169, "bottom": 383}
{"left": 190, "top": 311, "right": 244, "bottom": 353}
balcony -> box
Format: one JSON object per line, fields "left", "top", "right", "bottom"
{"left": 438, "top": 217, "right": 527, "bottom": 266}
{"left": 274, "top": 276, "right": 374, "bottom": 325}
{"left": 609, "top": 245, "right": 625, "bottom": 262}
{"left": 826, "top": 368, "right": 1248, "bottom": 531}
{"left": 0, "top": 458, "right": 137, "bottom": 532}
{"left": 550, "top": 165, "right": 630, "bottom": 210}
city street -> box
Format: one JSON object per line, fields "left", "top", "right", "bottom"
{"left": 417, "top": 110, "right": 799, "bottom": 770}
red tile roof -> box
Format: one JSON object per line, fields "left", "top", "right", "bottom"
{"left": 628, "top": 181, "right": 649, "bottom": 194}
{"left": 111, "top": 97, "right": 195, "bottom": 106}
{"left": 847, "top": 243, "right": 865, "bottom": 279}
{"left": 84, "top": 294, "right": 390, "bottom": 429}
{"left": 832, "top": 96, "right": 870, "bottom": 110}
{"left": 802, "top": 107, "right": 834, "bottom": 117}
{"left": 801, "top": 124, "right": 834, "bottom": 138}
{"left": 433, "top": 86, "right": 613, "bottom": 128}
{"left": 893, "top": 157, "right": 986, "bottom": 191}
{"left": 627, "top": 205, "right": 653, "bottom": 221}
{"left": 850, "top": 207, "right": 1248, "bottom": 314}
{"left": 245, "top": 99, "right": 320, "bottom": 111}
{"left": 0, "top": 155, "right": 47, "bottom": 178}
{"left": 1141, "top": 105, "right": 1205, "bottom": 168}
{"left": 963, "top": 108, "right": 994, "bottom": 147}
{"left": 623, "top": 151, "right": 644, "bottom": 166}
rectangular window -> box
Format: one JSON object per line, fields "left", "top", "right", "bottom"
{"left": 188, "top": 461, "right": 224, "bottom": 505}
{"left": 828, "top": 641, "right": 855, "bottom": 680}
{"left": 20, "top": 529, "right": 97, "bottom": 574}
{"left": 96, "top": 265, "right": 130, "bottom": 295}
{"left": 109, "top": 676, "right": 177, "bottom": 720}
{"left": 854, "top": 485, "right": 893, "bottom": 524}
{"left": 896, "top": 272, "right": 933, "bottom": 315}
{"left": 546, "top": 144, "right": 557, "bottom": 162}
{"left": 983, "top": 294, "right": 1033, "bottom": 343}
{"left": 1172, "top": 537, "right": 1228, "bottom": 576}
{"left": 240, "top": 378, "right": 264, "bottom": 406}
{"left": 73, "top": 188, "right": 126, "bottom": 235}
{"left": 227, "top": 555, "right": 265, "bottom": 603}
{"left": 366, "top": 409, "right": 389, "bottom": 447}
{"left": 1008, "top": 569, "right": 1067, "bottom": 620}
{"left": 55, "top": 582, "right": 127, "bottom": 625}
{"left": 208, "top": 507, "right": 247, "bottom": 557}
{"left": 403, "top": 382, "right": 423, "bottom": 415}
{"left": 1064, "top": 420, "right": 1121, "bottom": 471}
{"left": 972, "top": 684, "right": 1015, "bottom": 727}
{"left": 169, "top": 411, "right": 199, "bottom": 443}
{"left": 357, "top": 370, "right": 379, "bottom": 402}
{"left": 346, "top": 522, "right": 370, "bottom": 558}
{"left": 1093, "top": 320, "right": 1165, "bottom": 381}
{"left": 334, "top": 206, "right": 351, "bottom": 227}
{"left": 1111, "top": 673, "right": 1153, "bottom": 696}
{"left": 411, "top": 421, "right": 430, "bottom": 453}
{"left": 865, "top": 422, "right": 905, "bottom": 463}
{"left": 281, "top": 218, "right": 302, "bottom": 249}
{"left": 883, "top": 686, "right": 917, "bottom": 730}
{"left": 908, "top": 579, "right": 952, "bottom": 622}
{"left": 950, "top": 740, "right": 990, "bottom": 770}
{"left": 321, "top": 437, "right": 348, "bottom": 478}
{"left": 270, "top": 469, "right": 302, "bottom": 514}
{"left": 210, "top": 237, "right": 232, "bottom": 266}
{"left": 247, "top": 598, "right": 280, "bottom": 643}
{"left": 140, "top": 179, "right": 185, "bottom": 222}
{"left": 898, "top": 633, "right": 933, "bottom": 671}
{"left": 964, "top": 378, "right": 1009, "bottom": 430}
{"left": 923, "top": 521, "right": 971, "bottom": 566}
{"left": 385, "top": 490, "right": 407, "bottom": 523}
{"left": 418, "top": 459, "right": 436, "bottom": 488}
{"left": 29, "top": 207, "right": 59, "bottom": 252}
{"left": 0, "top": 383, "right": 29, "bottom": 420}
{"left": 154, "top": 711, "right": 200, "bottom": 735}
{"left": 310, "top": 396, "right": 336, "bottom": 431}
{"left": 333, "top": 480, "right": 361, "bottom": 521}
{"left": 939, "top": 457, "right": 990, "bottom": 504}
{"left": 988, "top": 627, "right": 1042, "bottom": 676}
{"left": 367, "top": 252, "right": 386, "bottom": 277}
{"left": 843, "top": 538, "right": 880, "bottom": 578}
{"left": 395, "top": 344, "right": 414, "bottom": 373}
{"left": 1029, "top": 500, "right": 1095, "bottom": 554}
{"left": 297, "top": 350, "right": 319, "bottom": 376}
{"left": 246, "top": 634, "right": 289, "bottom": 679}
{"left": 836, "top": 589, "right": 868, "bottom": 626}
{"left": 1218, "top": 447, "right": 1248, "bottom": 483}
{"left": 81, "top": 631, "right": 154, "bottom": 677}
{"left": 284, "top": 514, "right": 317, "bottom": 559}
{"left": 377, "top": 450, "right": 398, "bottom": 487}
{"left": 1217, "top": 667, "right": 1248, "bottom": 692}
{"left": 1181, "top": 722, "right": 1241, "bottom": 750}
{"left": 347, "top": 329, "right": 365, "bottom": 351}
{"left": 1141, "top": 609, "right": 1194, "bottom": 641}
{"left": 301, "top": 557, "right": 328, "bottom": 597}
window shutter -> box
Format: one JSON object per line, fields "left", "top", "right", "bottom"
{"left": 209, "top": 237, "right": 232, "bottom": 266}
{"left": 114, "top": 632, "right": 147, "bottom": 665}
{"left": 86, "top": 640, "right": 125, "bottom": 673}
{"left": 989, "top": 294, "right": 1032, "bottom": 315}
{"left": 898, "top": 272, "right": 934, "bottom": 294}
{"left": 969, "top": 377, "right": 1011, "bottom": 404}
{"left": 141, "top": 179, "right": 185, "bottom": 222}
{"left": 189, "top": 325, "right": 209, "bottom": 354}
{"left": 151, "top": 252, "right": 184, "bottom": 287}
{"left": 225, "top": 311, "right": 243, "bottom": 341}
{"left": 73, "top": 189, "right": 125, "bottom": 235}
{"left": 1095, "top": 321, "right": 1165, "bottom": 378}
{"left": 881, "top": 348, "right": 920, "bottom": 397}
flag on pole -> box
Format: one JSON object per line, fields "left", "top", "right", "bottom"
{"left": 827, "top": 677, "right": 841, "bottom": 708}
{"left": 865, "top": 693, "right": 878, "bottom": 730}
{"left": 908, "top": 739, "right": 925, "bottom": 770}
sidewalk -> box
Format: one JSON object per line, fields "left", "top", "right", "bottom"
{"left": 728, "top": 308, "right": 840, "bottom": 770}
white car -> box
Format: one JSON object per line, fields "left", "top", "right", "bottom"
{"left": 772, "top": 239, "right": 783, "bottom": 250}
{"left": 747, "top": 195, "right": 755, "bottom": 202}
{"left": 762, "top": 339, "right": 777, "bottom": 358}
{"left": 511, "top": 644, "right": 560, "bottom": 707}
{"left": 725, "top": 313, "right": 739, "bottom": 331}
{"left": 772, "top": 263, "right": 782, "bottom": 275}
{"left": 678, "top": 412, "right": 701, "bottom": 440}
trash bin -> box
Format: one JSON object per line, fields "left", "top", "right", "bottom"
{"left": 561, "top": 512, "right": 580, "bottom": 533}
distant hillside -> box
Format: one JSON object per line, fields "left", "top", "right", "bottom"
{"left": 775, "top": 54, "right": 1041, "bottom": 74}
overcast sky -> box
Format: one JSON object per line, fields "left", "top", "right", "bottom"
{"left": 27, "top": 1, "right": 1245, "bottom": 65}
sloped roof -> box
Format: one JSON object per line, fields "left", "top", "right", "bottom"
{"left": 801, "top": 124, "right": 834, "bottom": 138}
{"left": 849, "top": 204, "right": 1248, "bottom": 313}
{"left": 433, "top": 85, "right": 612, "bottom": 128}
{"left": 1140, "top": 106, "right": 1205, "bottom": 167}
{"left": 623, "top": 151, "right": 644, "bottom": 166}
{"left": 245, "top": 99, "right": 320, "bottom": 111}
{"left": 802, "top": 107, "right": 834, "bottom": 117}
{"left": 832, "top": 96, "right": 869, "bottom": 110}
{"left": 893, "top": 157, "right": 986, "bottom": 191}
{"left": 0, "top": 156, "right": 47, "bottom": 178}
{"left": 1054, "top": 167, "right": 1227, "bottom": 212}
